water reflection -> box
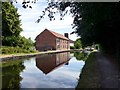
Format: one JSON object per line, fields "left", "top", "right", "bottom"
{"left": 36, "top": 52, "right": 71, "bottom": 74}
{"left": 2, "top": 52, "right": 85, "bottom": 88}
{"left": 2, "top": 59, "right": 25, "bottom": 89}
{"left": 74, "top": 51, "right": 88, "bottom": 61}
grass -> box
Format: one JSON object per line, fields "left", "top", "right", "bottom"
{"left": 0, "top": 46, "right": 37, "bottom": 56}
{"left": 0, "top": 46, "right": 38, "bottom": 54}
{"left": 76, "top": 52, "right": 100, "bottom": 88}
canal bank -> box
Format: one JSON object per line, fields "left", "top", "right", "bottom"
{"left": 76, "top": 51, "right": 119, "bottom": 88}
{"left": 0, "top": 49, "right": 79, "bottom": 60}
{"left": 76, "top": 52, "right": 100, "bottom": 88}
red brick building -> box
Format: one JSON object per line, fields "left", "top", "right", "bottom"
{"left": 35, "top": 29, "right": 70, "bottom": 51}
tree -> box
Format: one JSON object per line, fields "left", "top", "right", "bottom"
{"left": 2, "top": 2, "right": 22, "bottom": 46}
{"left": 74, "top": 38, "right": 82, "bottom": 49}
{"left": 18, "top": 37, "right": 34, "bottom": 50}
{"left": 2, "top": 2, "right": 35, "bottom": 52}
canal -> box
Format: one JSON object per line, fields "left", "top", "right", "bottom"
{"left": 2, "top": 52, "right": 87, "bottom": 88}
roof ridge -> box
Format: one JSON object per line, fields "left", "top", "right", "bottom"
{"left": 45, "top": 29, "right": 69, "bottom": 40}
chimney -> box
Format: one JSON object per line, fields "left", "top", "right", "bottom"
{"left": 64, "top": 33, "right": 69, "bottom": 38}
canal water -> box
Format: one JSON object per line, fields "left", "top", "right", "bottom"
{"left": 2, "top": 52, "right": 86, "bottom": 88}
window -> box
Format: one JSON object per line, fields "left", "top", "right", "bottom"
{"left": 56, "top": 38, "right": 60, "bottom": 42}
{"left": 57, "top": 45, "right": 60, "bottom": 49}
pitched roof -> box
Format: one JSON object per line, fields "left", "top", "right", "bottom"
{"left": 35, "top": 29, "right": 69, "bottom": 40}
{"left": 47, "top": 29, "right": 69, "bottom": 40}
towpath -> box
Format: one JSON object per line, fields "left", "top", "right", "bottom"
{"left": 94, "top": 52, "right": 119, "bottom": 88}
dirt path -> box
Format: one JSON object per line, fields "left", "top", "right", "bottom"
{"left": 94, "top": 52, "right": 119, "bottom": 88}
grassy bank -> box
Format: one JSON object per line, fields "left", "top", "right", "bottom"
{"left": 76, "top": 52, "right": 100, "bottom": 88}
{"left": 0, "top": 46, "right": 37, "bottom": 54}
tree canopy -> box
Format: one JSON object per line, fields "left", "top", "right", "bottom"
{"left": 2, "top": 2, "right": 34, "bottom": 51}
{"left": 74, "top": 38, "right": 82, "bottom": 49}
{"left": 2, "top": 2, "right": 22, "bottom": 37}
{"left": 2, "top": 2, "right": 22, "bottom": 46}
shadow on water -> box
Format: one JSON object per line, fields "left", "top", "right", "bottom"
{"left": 36, "top": 52, "right": 71, "bottom": 75}
{"left": 2, "top": 59, "right": 25, "bottom": 89}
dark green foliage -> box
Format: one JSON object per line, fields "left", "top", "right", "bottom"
{"left": 71, "top": 3, "right": 120, "bottom": 57}
{"left": 74, "top": 38, "right": 82, "bottom": 49}
{"left": 2, "top": 36, "right": 20, "bottom": 47}
{"left": 2, "top": 36, "right": 35, "bottom": 53}
{"left": 70, "top": 46, "right": 75, "bottom": 49}
{"left": 2, "top": 2, "right": 35, "bottom": 53}
{"left": 2, "top": 2, "right": 22, "bottom": 47}
{"left": 16, "top": 37, "right": 34, "bottom": 50}
{"left": 76, "top": 3, "right": 120, "bottom": 57}
{"left": 2, "top": 2, "right": 22, "bottom": 37}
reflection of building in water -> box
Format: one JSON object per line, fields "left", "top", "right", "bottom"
{"left": 36, "top": 52, "right": 71, "bottom": 74}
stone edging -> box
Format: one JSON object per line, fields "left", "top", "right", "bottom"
{"left": 0, "top": 50, "right": 74, "bottom": 60}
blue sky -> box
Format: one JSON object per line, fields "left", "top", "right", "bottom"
{"left": 13, "top": 0, "right": 79, "bottom": 41}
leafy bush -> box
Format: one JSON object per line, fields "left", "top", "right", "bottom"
{"left": 70, "top": 46, "right": 75, "bottom": 49}
{"left": 74, "top": 38, "right": 82, "bottom": 49}
{"left": 1, "top": 46, "right": 37, "bottom": 54}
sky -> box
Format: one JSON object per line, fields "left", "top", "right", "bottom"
{"left": 13, "top": 0, "right": 79, "bottom": 41}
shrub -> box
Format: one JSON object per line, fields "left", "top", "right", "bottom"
{"left": 1, "top": 46, "right": 37, "bottom": 54}
{"left": 70, "top": 46, "right": 75, "bottom": 49}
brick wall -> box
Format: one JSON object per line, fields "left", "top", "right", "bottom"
{"left": 35, "top": 30, "right": 56, "bottom": 51}
{"left": 56, "top": 38, "right": 70, "bottom": 50}
{"left": 35, "top": 30, "right": 70, "bottom": 51}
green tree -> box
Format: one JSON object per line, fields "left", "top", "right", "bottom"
{"left": 2, "top": 2, "right": 35, "bottom": 52}
{"left": 74, "top": 38, "right": 82, "bottom": 49}
{"left": 2, "top": 2, "right": 22, "bottom": 46}
{"left": 19, "top": 37, "right": 34, "bottom": 50}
